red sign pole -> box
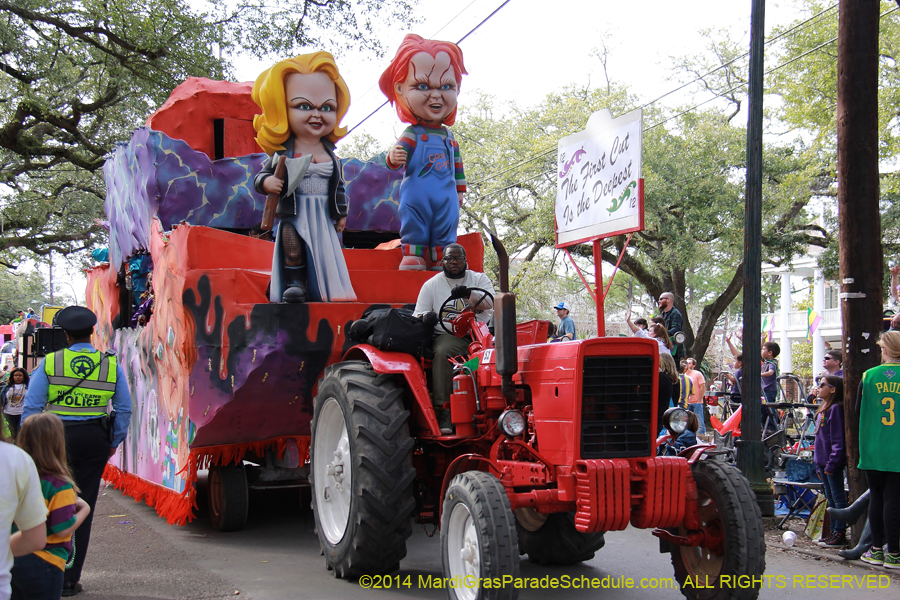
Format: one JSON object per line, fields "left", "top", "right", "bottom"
{"left": 562, "top": 248, "right": 597, "bottom": 304}
{"left": 594, "top": 239, "right": 604, "bottom": 337}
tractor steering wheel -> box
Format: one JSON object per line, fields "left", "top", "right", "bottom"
{"left": 438, "top": 287, "right": 494, "bottom": 337}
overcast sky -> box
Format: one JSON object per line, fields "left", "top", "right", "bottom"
{"left": 231, "top": 0, "right": 814, "bottom": 147}
{"left": 55, "top": 0, "right": 819, "bottom": 299}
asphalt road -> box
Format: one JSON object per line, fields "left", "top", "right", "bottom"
{"left": 80, "top": 481, "right": 897, "bottom": 600}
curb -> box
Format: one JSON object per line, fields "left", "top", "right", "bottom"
{"left": 765, "top": 540, "right": 900, "bottom": 578}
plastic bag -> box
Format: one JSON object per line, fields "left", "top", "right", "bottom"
{"left": 805, "top": 494, "right": 828, "bottom": 540}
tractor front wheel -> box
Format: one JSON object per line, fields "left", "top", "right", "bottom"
{"left": 310, "top": 362, "right": 416, "bottom": 578}
{"left": 670, "top": 460, "right": 765, "bottom": 600}
{"left": 516, "top": 511, "right": 605, "bottom": 565}
{"left": 441, "top": 471, "right": 519, "bottom": 600}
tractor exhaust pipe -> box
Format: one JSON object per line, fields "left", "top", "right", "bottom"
{"left": 490, "top": 235, "right": 517, "bottom": 404}
{"left": 491, "top": 234, "right": 509, "bottom": 294}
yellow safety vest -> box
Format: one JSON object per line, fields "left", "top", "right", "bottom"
{"left": 45, "top": 348, "right": 117, "bottom": 417}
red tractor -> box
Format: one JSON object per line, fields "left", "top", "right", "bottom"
{"left": 309, "top": 240, "right": 764, "bottom": 600}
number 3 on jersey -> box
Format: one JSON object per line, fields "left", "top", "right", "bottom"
{"left": 883, "top": 397, "right": 896, "bottom": 426}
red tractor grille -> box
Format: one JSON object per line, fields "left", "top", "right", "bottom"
{"left": 580, "top": 356, "right": 654, "bottom": 458}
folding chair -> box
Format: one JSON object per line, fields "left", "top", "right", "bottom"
{"left": 773, "top": 478, "right": 824, "bottom": 529}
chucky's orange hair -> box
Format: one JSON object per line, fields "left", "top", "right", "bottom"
{"left": 378, "top": 34, "right": 467, "bottom": 126}
{"left": 252, "top": 52, "right": 351, "bottom": 154}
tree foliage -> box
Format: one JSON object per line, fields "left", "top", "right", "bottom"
{"left": 455, "top": 78, "right": 825, "bottom": 364}
{"left": 0, "top": 0, "right": 229, "bottom": 264}
{"left": 453, "top": 2, "right": 900, "bottom": 363}
{"left": 0, "top": 0, "right": 416, "bottom": 268}
{"left": 767, "top": 0, "right": 900, "bottom": 295}
{"left": 0, "top": 267, "right": 53, "bottom": 322}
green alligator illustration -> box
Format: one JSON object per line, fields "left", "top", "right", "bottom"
{"left": 608, "top": 180, "right": 637, "bottom": 213}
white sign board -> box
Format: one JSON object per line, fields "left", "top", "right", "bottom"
{"left": 555, "top": 108, "right": 643, "bottom": 247}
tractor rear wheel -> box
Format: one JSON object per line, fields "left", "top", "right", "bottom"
{"left": 208, "top": 464, "right": 249, "bottom": 532}
{"left": 441, "top": 471, "right": 519, "bottom": 600}
{"left": 310, "top": 362, "right": 416, "bottom": 578}
{"left": 670, "top": 460, "right": 765, "bottom": 600}
{"left": 516, "top": 511, "right": 605, "bottom": 565}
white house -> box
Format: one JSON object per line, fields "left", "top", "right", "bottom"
{"left": 761, "top": 248, "right": 841, "bottom": 376}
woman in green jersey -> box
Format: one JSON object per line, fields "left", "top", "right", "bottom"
{"left": 857, "top": 331, "right": 900, "bottom": 568}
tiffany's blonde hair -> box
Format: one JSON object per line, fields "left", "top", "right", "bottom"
{"left": 879, "top": 330, "right": 900, "bottom": 362}
{"left": 17, "top": 413, "right": 78, "bottom": 492}
{"left": 659, "top": 352, "right": 678, "bottom": 383}
{"left": 252, "top": 52, "right": 350, "bottom": 154}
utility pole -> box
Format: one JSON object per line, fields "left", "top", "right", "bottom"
{"left": 836, "top": 0, "right": 881, "bottom": 542}
{"left": 738, "top": 0, "right": 772, "bottom": 516}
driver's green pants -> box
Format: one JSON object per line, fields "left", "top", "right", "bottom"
{"left": 433, "top": 334, "right": 470, "bottom": 408}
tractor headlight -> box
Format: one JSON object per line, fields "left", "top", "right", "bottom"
{"left": 663, "top": 407, "right": 690, "bottom": 435}
{"left": 498, "top": 410, "right": 526, "bottom": 437}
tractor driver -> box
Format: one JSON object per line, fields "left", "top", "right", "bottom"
{"left": 414, "top": 243, "right": 495, "bottom": 434}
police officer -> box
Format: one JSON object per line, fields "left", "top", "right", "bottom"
{"left": 21, "top": 306, "right": 132, "bottom": 597}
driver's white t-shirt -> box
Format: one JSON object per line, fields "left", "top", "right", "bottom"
{"left": 413, "top": 271, "right": 495, "bottom": 336}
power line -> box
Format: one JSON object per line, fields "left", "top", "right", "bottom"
{"left": 639, "top": 3, "right": 839, "bottom": 111}
{"left": 466, "top": 167, "right": 551, "bottom": 204}
{"left": 470, "top": 3, "right": 842, "bottom": 188}
{"left": 468, "top": 146, "right": 555, "bottom": 186}
{"left": 431, "top": 0, "right": 487, "bottom": 41}
{"left": 646, "top": 5, "right": 898, "bottom": 133}
{"left": 346, "top": 0, "right": 513, "bottom": 135}
{"left": 468, "top": 5, "right": 899, "bottom": 209}
{"left": 345, "top": 0, "right": 484, "bottom": 116}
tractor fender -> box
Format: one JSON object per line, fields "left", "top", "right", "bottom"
{"left": 342, "top": 344, "right": 440, "bottom": 436}
{"left": 438, "top": 454, "right": 503, "bottom": 521}
{"left": 678, "top": 443, "right": 716, "bottom": 464}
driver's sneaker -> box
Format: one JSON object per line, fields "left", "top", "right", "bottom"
{"left": 884, "top": 552, "right": 900, "bottom": 569}
{"left": 437, "top": 409, "right": 454, "bottom": 435}
{"left": 861, "top": 547, "right": 884, "bottom": 565}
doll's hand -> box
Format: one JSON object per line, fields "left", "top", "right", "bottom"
{"left": 262, "top": 175, "right": 284, "bottom": 195}
{"left": 458, "top": 192, "right": 464, "bottom": 208}
{"left": 335, "top": 217, "right": 346, "bottom": 233}
{"left": 891, "top": 264, "right": 900, "bottom": 276}
{"left": 388, "top": 145, "right": 407, "bottom": 168}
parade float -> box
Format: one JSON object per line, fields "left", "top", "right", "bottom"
{"left": 88, "top": 40, "right": 765, "bottom": 599}
{"left": 89, "top": 76, "right": 484, "bottom": 529}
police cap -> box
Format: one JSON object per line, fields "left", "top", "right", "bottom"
{"left": 55, "top": 306, "right": 97, "bottom": 333}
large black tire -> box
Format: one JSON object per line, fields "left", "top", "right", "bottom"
{"left": 516, "top": 511, "right": 605, "bottom": 565}
{"left": 208, "top": 464, "right": 249, "bottom": 532}
{"left": 310, "top": 362, "right": 416, "bottom": 578}
{"left": 441, "top": 471, "right": 519, "bottom": 600}
{"left": 671, "top": 460, "right": 765, "bottom": 600}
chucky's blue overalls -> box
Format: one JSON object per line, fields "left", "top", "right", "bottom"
{"left": 399, "top": 125, "right": 460, "bottom": 251}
